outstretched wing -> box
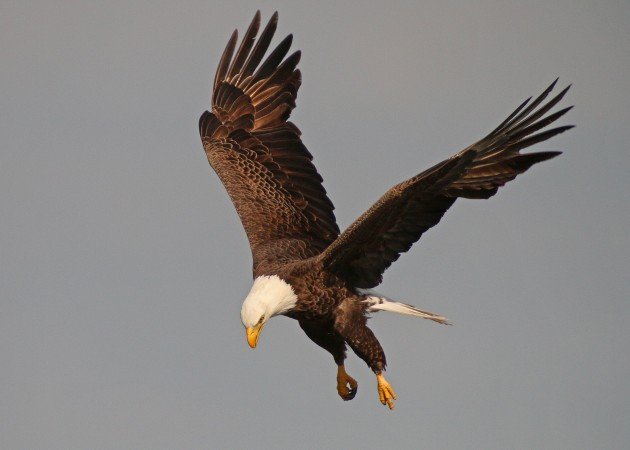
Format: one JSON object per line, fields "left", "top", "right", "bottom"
{"left": 318, "top": 80, "right": 573, "bottom": 288}
{"left": 200, "top": 12, "right": 339, "bottom": 272}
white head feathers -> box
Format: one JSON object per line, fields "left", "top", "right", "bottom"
{"left": 240, "top": 275, "right": 298, "bottom": 328}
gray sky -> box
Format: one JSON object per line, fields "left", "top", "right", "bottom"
{"left": 2, "top": 1, "right": 629, "bottom": 449}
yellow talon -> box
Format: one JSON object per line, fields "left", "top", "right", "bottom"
{"left": 376, "top": 373, "right": 397, "bottom": 410}
{"left": 336, "top": 364, "right": 358, "bottom": 401}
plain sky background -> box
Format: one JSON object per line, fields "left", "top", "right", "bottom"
{"left": 2, "top": 1, "right": 629, "bottom": 449}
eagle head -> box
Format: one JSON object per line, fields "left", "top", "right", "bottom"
{"left": 240, "top": 275, "right": 298, "bottom": 348}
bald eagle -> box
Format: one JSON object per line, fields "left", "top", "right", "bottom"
{"left": 199, "top": 11, "right": 572, "bottom": 409}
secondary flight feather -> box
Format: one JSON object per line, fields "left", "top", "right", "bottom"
{"left": 199, "top": 11, "right": 572, "bottom": 409}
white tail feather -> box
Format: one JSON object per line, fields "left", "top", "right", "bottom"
{"left": 364, "top": 295, "right": 450, "bottom": 325}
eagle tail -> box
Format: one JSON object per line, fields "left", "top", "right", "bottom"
{"left": 364, "top": 295, "right": 450, "bottom": 325}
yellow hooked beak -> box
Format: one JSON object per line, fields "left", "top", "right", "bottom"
{"left": 246, "top": 322, "right": 265, "bottom": 348}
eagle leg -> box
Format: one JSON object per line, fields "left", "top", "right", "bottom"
{"left": 298, "top": 319, "right": 356, "bottom": 400}
{"left": 376, "top": 373, "right": 397, "bottom": 410}
{"left": 333, "top": 301, "right": 394, "bottom": 408}
{"left": 336, "top": 364, "right": 358, "bottom": 401}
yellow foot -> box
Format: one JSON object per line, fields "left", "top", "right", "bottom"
{"left": 336, "top": 364, "right": 358, "bottom": 401}
{"left": 376, "top": 373, "right": 397, "bottom": 410}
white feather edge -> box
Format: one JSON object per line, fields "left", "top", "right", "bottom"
{"left": 360, "top": 290, "right": 450, "bottom": 325}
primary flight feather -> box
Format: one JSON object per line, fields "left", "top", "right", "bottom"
{"left": 199, "top": 11, "right": 572, "bottom": 409}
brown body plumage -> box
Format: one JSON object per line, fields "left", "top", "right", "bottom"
{"left": 199, "top": 11, "right": 572, "bottom": 409}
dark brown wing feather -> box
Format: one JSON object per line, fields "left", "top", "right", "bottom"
{"left": 200, "top": 11, "right": 339, "bottom": 272}
{"left": 318, "top": 80, "right": 573, "bottom": 288}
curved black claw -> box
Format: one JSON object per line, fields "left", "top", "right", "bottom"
{"left": 337, "top": 365, "right": 359, "bottom": 401}
{"left": 339, "top": 384, "right": 357, "bottom": 401}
